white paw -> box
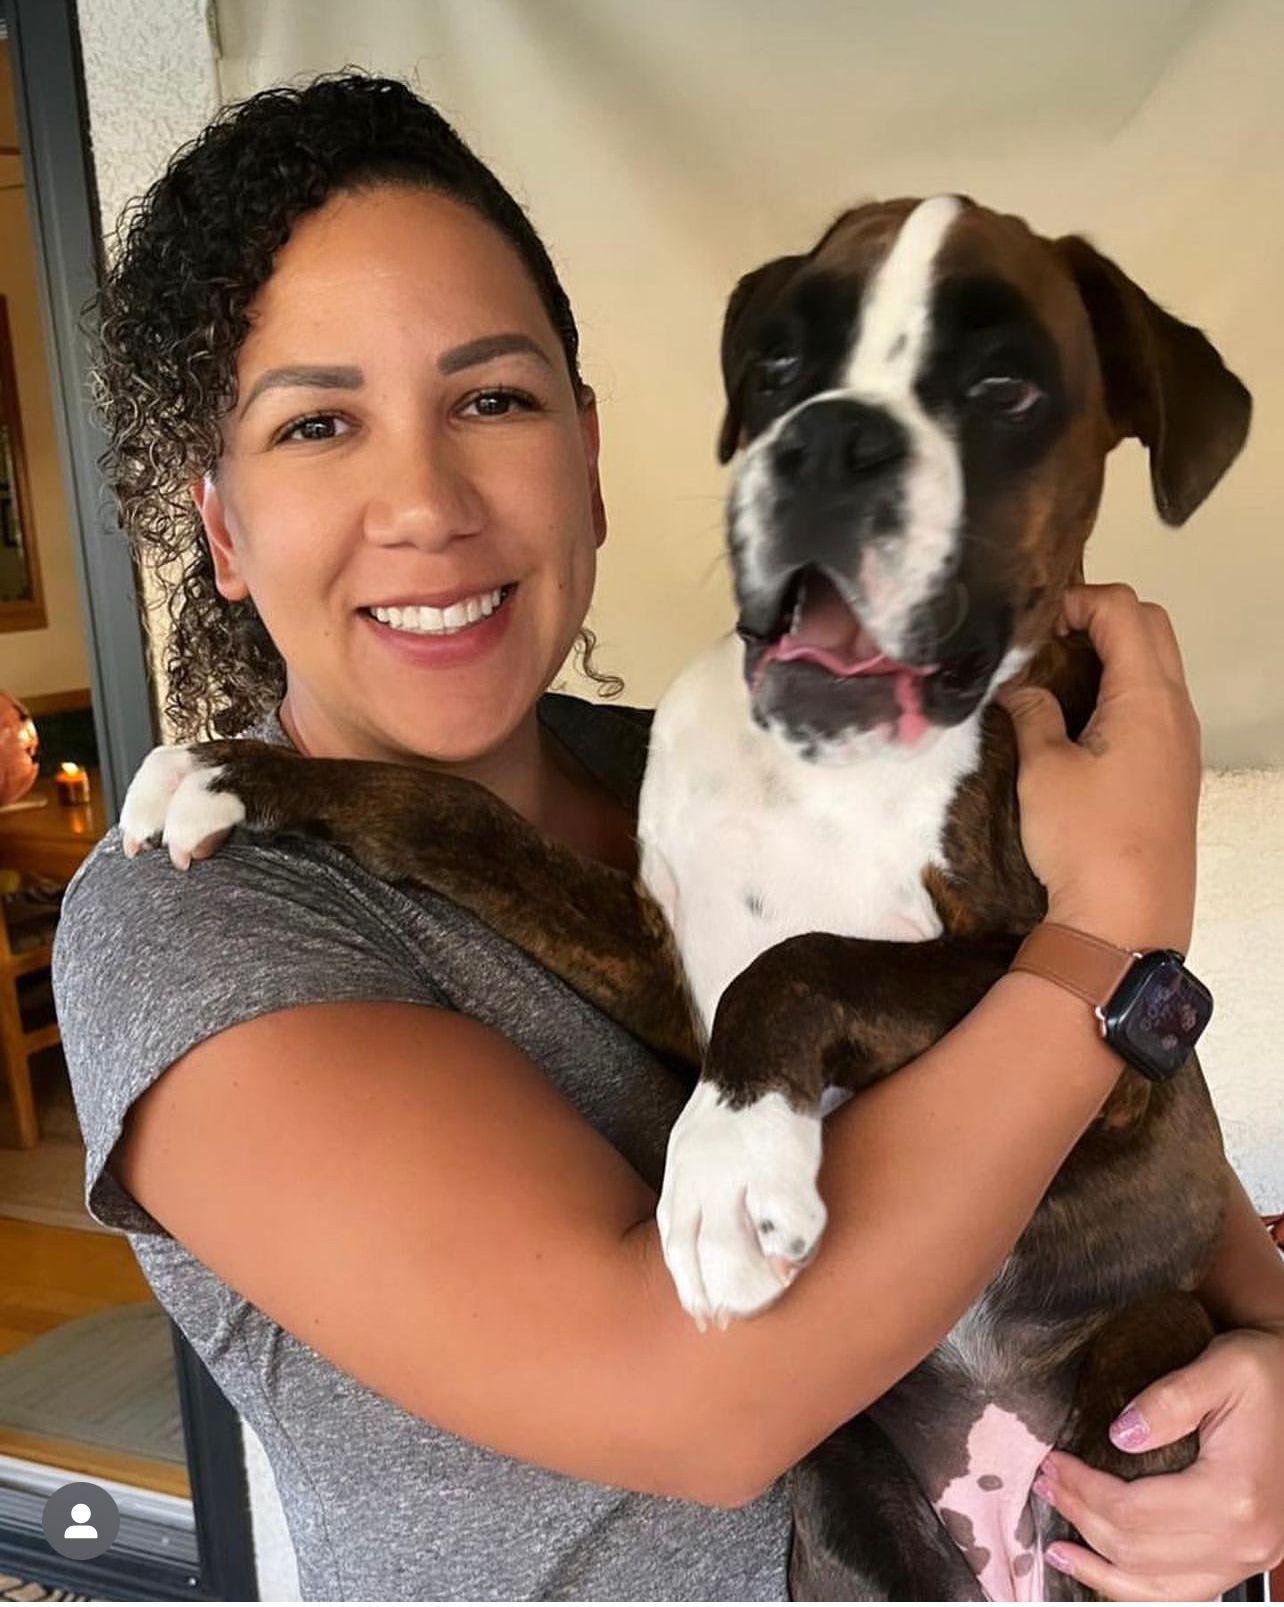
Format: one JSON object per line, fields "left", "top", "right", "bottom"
{"left": 119, "top": 745, "right": 246, "bottom": 870}
{"left": 656, "top": 1082, "right": 826, "bottom": 1328}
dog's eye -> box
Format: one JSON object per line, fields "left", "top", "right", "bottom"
{"left": 755, "top": 349, "right": 803, "bottom": 393}
{"left": 967, "top": 376, "right": 1043, "bottom": 420}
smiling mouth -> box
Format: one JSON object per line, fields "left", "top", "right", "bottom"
{"left": 361, "top": 583, "right": 517, "bottom": 636}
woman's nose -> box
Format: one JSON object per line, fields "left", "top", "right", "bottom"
{"left": 362, "top": 426, "right": 485, "bottom": 550}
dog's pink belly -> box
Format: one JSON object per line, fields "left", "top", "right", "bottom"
{"left": 875, "top": 1399, "right": 1054, "bottom": 1602}
{"left": 930, "top": 1403, "right": 1051, "bottom": 1601}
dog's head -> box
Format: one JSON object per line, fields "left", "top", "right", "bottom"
{"left": 719, "top": 195, "right": 1250, "bottom": 760}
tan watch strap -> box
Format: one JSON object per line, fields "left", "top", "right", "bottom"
{"left": 1009, "top": 921, "right": 1139, "bottom": 1011}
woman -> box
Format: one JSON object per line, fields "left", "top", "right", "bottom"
{"left": 55, "top": 74, "right": 1283, "bottom": 1601}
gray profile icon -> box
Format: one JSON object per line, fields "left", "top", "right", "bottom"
{"left": 42, "top": 1481, "right": 119, "bottom": 1560}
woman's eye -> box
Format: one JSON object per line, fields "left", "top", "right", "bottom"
{"left": 277, "top": 413, "right": 351, "bottom": 444}
{"left": 966, "top": 376, "right": 1043, "bottom": 420}
{"left": 463, "top": 388, "right": 538, "bottom": 419}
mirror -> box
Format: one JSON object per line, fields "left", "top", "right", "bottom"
{"left": 0, "top": 291, "right": 45, "bottom": 631}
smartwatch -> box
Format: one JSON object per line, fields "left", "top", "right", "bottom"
{"left": 1009, "top": 922, "right": 1213, "bottom": 1082}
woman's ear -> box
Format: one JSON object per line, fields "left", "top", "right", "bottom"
{"left": 578, "top": 388, "right": 608, "bottom": 550}
{"left": 192, "top": 472, "right": 250, "bottom": 600}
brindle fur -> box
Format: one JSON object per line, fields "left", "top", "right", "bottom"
{"left": 190, "top": 737, "right": 698, "bottom": 1070}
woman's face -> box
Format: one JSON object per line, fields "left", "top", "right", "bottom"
{"left": 196, "top": 185, "right": 605, "bottom": 763}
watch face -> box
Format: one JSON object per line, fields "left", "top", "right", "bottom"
{"left": 1106, "top": 952, "right": 1213, "bottom": 1080}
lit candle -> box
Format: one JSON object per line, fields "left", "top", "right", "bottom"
{"left": 55, "top": 761, "right": 91, "bottom": 806}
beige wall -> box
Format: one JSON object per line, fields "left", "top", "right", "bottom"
{"left": 214, "top": 0, "right": 1284, "bottom": 766}
{"left": 75, "top": 0, "right": 221, "bottom": 726}
{"left": 0, "top": 43, "right": 90, "bottom": 699}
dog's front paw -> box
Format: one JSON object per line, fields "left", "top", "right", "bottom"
{"left": 656, "top": 1082, "right": 826, "bottom": 1328}
{"left": 120, "top": 745, "right": 246, "bottom": 870}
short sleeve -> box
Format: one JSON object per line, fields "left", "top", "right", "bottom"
{"left": 52, "top": 828, "right": 448, "bottom": 1236}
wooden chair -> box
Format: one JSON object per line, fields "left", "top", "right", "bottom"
{"left": 0, "top": 892, "right": 60, "bottom": 1148}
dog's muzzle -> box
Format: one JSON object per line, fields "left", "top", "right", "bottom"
{"left": 730, "top": 400, "right": 1009, "bottom": 753}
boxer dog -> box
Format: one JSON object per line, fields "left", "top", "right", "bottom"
{"left": 121, "top": 195, "right": 1250, "bottom": 1600}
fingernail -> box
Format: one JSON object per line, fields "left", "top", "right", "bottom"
{"left": 1045, "top": 1545, "right": 1075, "bottom": 1576}
{"left": 1032, "top": 1476, "right": 1056, "bottom": 1505}
{"left": 1109, "top": 1405, "right": 1149, "bottom": 1450}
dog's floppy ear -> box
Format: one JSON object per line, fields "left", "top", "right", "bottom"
{"left": 717, "top": 254, "right": 806, "bottom": 464}
{"left": 1056, "top": 235, "right": 1251, "bottom": 525}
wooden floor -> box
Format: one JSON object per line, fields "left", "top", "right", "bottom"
{"left": 0, "top": 1215, "right": 190, "bottom": 1497}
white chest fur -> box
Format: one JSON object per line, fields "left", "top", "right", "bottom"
{"left": 638, "top": 634, "right": 983, "bottom": 1037}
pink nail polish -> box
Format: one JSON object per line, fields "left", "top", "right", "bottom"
{"left": 1045, "top": 1545, "right": 1075, "bottom": 1576}
{"left": 1032, "top": 1477, "right": 1056, "bottom": 1505}
{"left": 1109, "top": 1405, "right": 1149, "bottom": 1450}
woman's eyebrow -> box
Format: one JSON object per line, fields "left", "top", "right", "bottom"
{"left": 438, "top": 333, "right": 553, "bottom": 375}
{"left": 239, "top": 364, "right": 363, "bottom": 419}
{"left": 238, "top": 337, "right": 551, "bottom": 420}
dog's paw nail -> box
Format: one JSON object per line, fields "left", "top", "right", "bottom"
{"left": 766, "top": 1254, "right": 802, "bottom": 1287}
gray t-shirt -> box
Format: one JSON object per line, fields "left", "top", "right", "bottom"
{"left": 51, "top": 694, "right": 790, "bottom": 1602}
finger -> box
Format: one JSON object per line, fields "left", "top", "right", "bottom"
{"left": 995, "top": 684, "right": 1067, "bottom": 759}
{"left": 1139, "top": 601, "right": 1187, "bottom": 687}
{"left": 1043, "top": 1452, "right": 1214, "bottom": 1539}
{"left": 1110, "top": 1353, "right": 1219, "bottom": 1454}
{"left": 1039, "top": 1461, "right": 1222, "bottom": 1574}
{"left": 1045, "top": 1541, "right": 1223, "bottom": 1602}
{"left": 1060, "top": 583, "right": 1165, "bottom": 697}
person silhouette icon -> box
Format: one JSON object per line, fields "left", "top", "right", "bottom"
{"left": 44, "top": 1481, "right": 118, "bottom": 1558}
{"left": 63, "top": 1501, "right": 98, "bottom": 1540}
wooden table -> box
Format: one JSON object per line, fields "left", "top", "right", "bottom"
{"left": 0, "top": 772, "right": 107, "bottom": 1147}
{"left": 0, "top": 770, "right": 108, "bottom": 881}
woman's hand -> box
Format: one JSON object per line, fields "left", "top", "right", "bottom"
{"left": 1035, "top": 1324, "right": 1284, "bottom": 1599}
{"left": 998, "top": 582, "right": 1201, "bottom": 953}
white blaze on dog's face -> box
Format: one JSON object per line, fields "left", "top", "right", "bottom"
{"left": 718, "top": 194, "right": 1251, "bottom": 762}
{"left": 839, "top": 196, "right": 966, "bottom": 647}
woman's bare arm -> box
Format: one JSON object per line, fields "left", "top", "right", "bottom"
{"left": 116, "top": 970, "right": 1119, "bottom": 1508}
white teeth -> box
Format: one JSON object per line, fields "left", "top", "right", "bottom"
{"left": 790, "top": 581, "right": 806, "bottom": 636}
{"left": 370, "top": 588, "right": 505, "bottom": 635}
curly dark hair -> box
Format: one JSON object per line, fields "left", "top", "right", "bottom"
{"left": 93, "top": 71, "right": 622, "bottom": 740}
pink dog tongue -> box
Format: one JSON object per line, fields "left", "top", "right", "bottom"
{"left": 893, "top": 669, "right": 928, "bottom": 744}
{"left": 777, "top": 572, "right": 887, "bottom": 672}
{"left": 768, "top": 570, "right": 932, "bottom": 744}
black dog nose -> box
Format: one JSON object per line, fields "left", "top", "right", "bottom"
{"left": 771, "top": 401, "right": 907, "bottom": 491}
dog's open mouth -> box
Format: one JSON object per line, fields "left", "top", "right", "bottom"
{"left": 758, "top": 568, "right": 936, "bottom": 681}
{"left": 741, "top": 567, "right": 939, "bottom": 745}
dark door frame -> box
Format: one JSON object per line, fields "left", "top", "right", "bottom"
{"left": 1, "top": 0, "right": 258, "bottom": 1598}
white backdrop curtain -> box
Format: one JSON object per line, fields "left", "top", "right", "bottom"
{"left": 214, "top": 0, "right": 1284, "bottom": 766}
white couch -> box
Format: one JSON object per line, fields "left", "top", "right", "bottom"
{"left": 1189, "top": 769, "right": 1283, "bottom": 1212}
